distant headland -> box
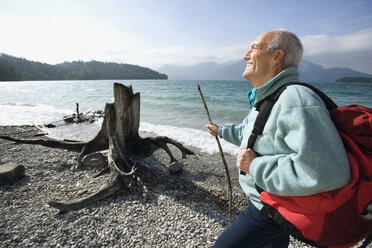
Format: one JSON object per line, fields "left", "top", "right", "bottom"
{"left": 335, "top": 77, "right": 372, "bottom": 83}
{"left": 0, "top": 54, "right": 168, "bottom": 81}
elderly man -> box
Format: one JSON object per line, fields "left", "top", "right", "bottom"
{"left": 207, "top": 30, "right": 351, "bottom": 248}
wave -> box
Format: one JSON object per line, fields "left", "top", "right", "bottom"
{"left": 140, "top": 122, "right": 239, "bottom": 156}
{"left": 45, "top": 120, "right": 239, "bottom": 156}
{"left": 46, "top": 120, "right": 103, "bottom": 141}
{"left": 0, "top": 102, "right": 73, "bottom": 125}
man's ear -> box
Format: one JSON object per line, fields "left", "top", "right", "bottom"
{"left": 272, "top": 49, "right": 285, "bottom": 66}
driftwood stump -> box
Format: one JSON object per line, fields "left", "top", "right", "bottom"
{"left": 0, "top": 83, "right": 194, "bottom": 212}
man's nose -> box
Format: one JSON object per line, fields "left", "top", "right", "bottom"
{"left": 244, "top": 50, "right": 251, "bottom": 60}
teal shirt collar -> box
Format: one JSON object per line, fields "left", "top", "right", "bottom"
{"left": 247, "top": 67, "right": 299, "bottom": 108}
{"left": 247, "top": 76, "right": 275, "bottom": 108}
{"left": 247, "top": 88, "right": 256, "bottom": 109}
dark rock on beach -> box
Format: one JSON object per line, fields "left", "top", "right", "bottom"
{"left": 0, "top": 162, "right": 25, "bottom": 185}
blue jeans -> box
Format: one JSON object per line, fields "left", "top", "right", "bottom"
{"left": 214, "top": 199, "right": 289, "bottom": 248}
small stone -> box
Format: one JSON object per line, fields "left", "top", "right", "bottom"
{"left": 168, "top": 161, "right": 183, "bottom": 174}
{"left": 77, "top": 189, "right": 88, "bottom": 196}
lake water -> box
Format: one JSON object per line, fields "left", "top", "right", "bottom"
{"left": 1, "top": 79, "right": 371, "bottom": 155}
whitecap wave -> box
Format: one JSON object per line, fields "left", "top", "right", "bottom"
{"left": 45, "top": 120, "right": 239, "bottom": 156}
{"left": 140, "top": 122, "right": 239, "bottom": 156}
{"left": 0, "top": 102, "right": 73, "bottom": 126}
{"left": 46, "top": 120, "right": 103, "bottom": 141}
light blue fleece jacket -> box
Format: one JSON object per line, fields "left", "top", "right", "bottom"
{"left": 218, "top": 67, "right": 351, "bottom": 210}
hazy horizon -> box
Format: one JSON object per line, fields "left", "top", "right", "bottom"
{"left": 1, "top": 0, "right": 372, "bottom": 74}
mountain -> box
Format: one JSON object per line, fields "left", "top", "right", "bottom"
{"left": 0, "top": 54, "right": 167, "bottom": 81}
{"left": 335, "top": 77, "right": 372, "bottom": 83}
{"left": 158, "top": 59, "right": 372, "bottom": 82}
{"left": 157, "top": 62, "right": 221, "bottom": 80}
{"left": 298, "top": 60, "right": 372, "bottom": 82}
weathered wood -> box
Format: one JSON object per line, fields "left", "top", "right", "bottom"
{"left": 48, "top": 177, "right": 123, "bottom": 213}
{"left": 81, "top": 152, "right": 107, "bottom": 167}
{"left": 33, "top": 123, "right": 48, "bottom": 135}
{"left": 0, "top": 83, "right": 194, "bottom": 212}
{"left": 76, "top": 103, "right": 80, "bottom": 120}
{"left": 0, "top": 135, "right": 86, "bottom": 153}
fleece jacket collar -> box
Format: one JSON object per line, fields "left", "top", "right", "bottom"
{"left": 247, "top": 67, "right": 299, "bottom": 108}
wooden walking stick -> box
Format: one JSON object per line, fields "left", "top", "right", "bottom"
{"left": 197, "top": 84, "right": 233, "bottom": 224}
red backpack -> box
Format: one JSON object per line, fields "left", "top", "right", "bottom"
{"left": 247, "top": 82, "right": 372, "bottom": 248}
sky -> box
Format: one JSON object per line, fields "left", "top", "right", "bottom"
{"left": 1, "top": 0, "right": 372, "bottom": 74}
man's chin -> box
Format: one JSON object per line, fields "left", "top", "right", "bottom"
{"left": 242, "top": 71, "right": 250, "bottom": 80}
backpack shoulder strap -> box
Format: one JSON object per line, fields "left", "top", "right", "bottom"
{"left": 240, "top": 85, "right": 289, "bottom": 175}
{"left": 249, "top": 81, "right": 338, "bottom": 149}
{"left": 246, "top": 85, "right": 288, "bottom": 149}
{"left": 240, "top": 82, "right": 337, "bottom": 176}
{"left": 281, "top": 82, "right": 338, "bottom": 110}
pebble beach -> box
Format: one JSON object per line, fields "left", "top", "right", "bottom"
{"left": 0, "top": 125, "right": 246, "bottom": 247}
{"left": 0, "top": 125, "right": 369, "bottom": 248}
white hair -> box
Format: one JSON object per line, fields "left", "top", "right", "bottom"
{"left": 267, "top": 30, "right": 303, "bottom": 69}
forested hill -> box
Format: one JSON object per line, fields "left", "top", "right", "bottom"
{"left": 0, "top": 54, "right": 168, "bottom": 81}
{"left": 335, "top": 77, "right": 372, "bottom": 83}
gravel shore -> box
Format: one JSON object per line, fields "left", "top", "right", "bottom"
{"left": 0, "top": 125, "right": 245, "bottom": 248}
{"left": 0, "top": 126, "right": 369, "bottom": 248}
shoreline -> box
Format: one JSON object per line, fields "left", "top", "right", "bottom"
{"left": 0, "top": 125, "right": 246, "bottom": 247}
{"left": 2, "top": 125, "right": 359, "bottom": 247}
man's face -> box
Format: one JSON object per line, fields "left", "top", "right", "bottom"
{"left": 242, "top": 32, "right": 275, "bottom": 86}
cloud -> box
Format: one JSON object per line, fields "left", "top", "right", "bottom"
{"left": 301, "top": 29, "right": 372, "bottom": 74}
{"left": 302, "top": 29, "right": 372, "bottom": 55}
{"left": 2, "top": 0, "right": 371, "bottom": 75}
{"left": 119, "top": 43, "right": 249, "bottom": 69}
{"left": 139, "top": 29, "right": 372, "bottom": 74}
